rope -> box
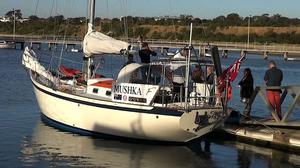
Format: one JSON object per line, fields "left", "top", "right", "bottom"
{"left": 227, "top": 99, "right": 284, "bottom": 135}
{"left": 37, "top": 51, "right": 83, "bottom": 65}
{"left": 239, "top": 112, "right": 282, "bottom": 135}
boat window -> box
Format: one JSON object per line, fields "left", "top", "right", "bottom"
{"left": 106, "top": 91, "right": 111, "bottom": 96}
{"left": 93, "top": 88, "right": 98, "bottom": 94}
{"left": 129, "top": 68, "right": 145, "bottom": 84}
{"left": 146, "top": 65, "right": 163, "bottom": 85}
{"left": 129, "top": 65, "right": 163, "bottom": 85}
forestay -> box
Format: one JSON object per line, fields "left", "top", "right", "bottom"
{"left": 83, "top": 31, "right": 129, "bottom": 57}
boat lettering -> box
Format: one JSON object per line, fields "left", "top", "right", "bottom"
{"left": 113, "top": 85, "right": 142, "bottom": 95}
{"left": 129, "top": 96, "right": 147, "bottom": 103}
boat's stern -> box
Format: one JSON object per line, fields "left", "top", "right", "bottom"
{"left": 179, "top": 107, "right": 230, "bottom": 138}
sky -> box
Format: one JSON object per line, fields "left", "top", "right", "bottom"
{"left": 1, "top": 0, "right": 300, "bottom": 19}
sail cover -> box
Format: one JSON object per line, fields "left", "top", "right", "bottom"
{"left": 83, "top": 31, "right": 130, "bottom": 57}
{"left": 22, "top": 47, "right": 56, "bottom": 82}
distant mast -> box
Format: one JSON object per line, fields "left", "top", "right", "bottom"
{"left": 13, "top": 9, "right": 16, "bottom": 40}
{"left": 247, "top": 15, "right": 251, "bottom": 50}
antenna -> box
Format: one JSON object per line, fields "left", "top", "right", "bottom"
{"left": 185, "top": 23, "right": 193, "bottom": 110}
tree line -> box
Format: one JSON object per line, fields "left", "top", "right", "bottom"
{"left": 1, "top": 10, "right": 300, "bottom": 44}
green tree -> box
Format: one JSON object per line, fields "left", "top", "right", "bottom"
{"left": 5, "top": 9, "right": 22, "bottom": 21}
{"left": 226, "top": 13, "right": 242, "bottom": 26}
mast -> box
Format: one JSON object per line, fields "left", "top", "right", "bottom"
{"left": 88, "top": 0, "right": 95, "bottom": 32}
{"left": 86, "top": 0, "right": 96, "bottom": 80}
{"left": 185, "top": 23, "right": 193, "bottom": 110}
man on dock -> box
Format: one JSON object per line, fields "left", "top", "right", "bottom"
{"left": 264, "top": 60, "right": 283, "bottom": 120}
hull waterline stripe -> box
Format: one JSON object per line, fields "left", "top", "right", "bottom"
{"left": 31, "top": 79, "right": 182, "bottom": 117}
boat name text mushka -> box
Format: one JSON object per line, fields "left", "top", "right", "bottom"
{"left": 113, "top": 85, "right": 142, "bottom": 95}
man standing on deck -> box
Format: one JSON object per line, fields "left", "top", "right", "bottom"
{"left": 139, "top": 42, "right": 157, "bottom": 64}
{"left": 264, "top": 60, "right": 283, "bottom": 120}
{"left": 139, "top": 42, "right": 157, "bottom": 81}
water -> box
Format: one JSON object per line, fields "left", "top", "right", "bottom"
{"left": 0, "top": 47, "right": 300, "bottom": 168}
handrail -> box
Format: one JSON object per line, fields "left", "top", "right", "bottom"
{"left": 247, "top": 85, "right": 300, "bottom": 122}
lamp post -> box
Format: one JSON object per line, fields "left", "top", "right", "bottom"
{"left": 247, "top": 15, "right": 251, "bottom": 50}
{"left": 13, "top": 9, "right": 16, "bottom": 40}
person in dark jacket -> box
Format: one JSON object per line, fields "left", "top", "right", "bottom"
{"left": 139, "top": 42, "right": 157, "bottom": 81}
{"left": 192, "top": 65, "right": 204, "bottom": 83}
{"left": 122, "top": 54, "right": 135, "bottom": 67}
{"left": 206, "top": 66, "right": 214, "bottom": 85}
{"left": 139, "top": 42, "right": 157, "bottom": 63}
{"left": 238, "top": 68, "right": 254, "bottom": 117}
{"left": 264, "top": 60, "right": 283, "bottom": 120}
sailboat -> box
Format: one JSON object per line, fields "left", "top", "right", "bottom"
{"left": 22, "top": 0, "right": 231, "bottom": 143}
{"left": 0, "top": 40, "right": 15, "bottom": 49}
{"left": 0, "top": 9, "right": 17, "bottom": 49}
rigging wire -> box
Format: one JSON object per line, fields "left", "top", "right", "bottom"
{"left": 34, "top": 0, "right": 40, "bottom": 16}
{"left": 47, "top": 0, "right": 57, "bottom": 71}
{"left": 121, "top": 0, "right": 129, "bottom": 39}
{"left": 30, "top": 0, "right": 40, "bottom": 46}
{"left": 168, "top": 0, "right": 177, "bottom": 40}
{"left": 125, "top": 0, "right": 129, "bottom": 39}
{"left": 106, "top": 0, "right": 112, "bottom": 32}
{"left": 58, "top": 0, "right": 71, "bottom": 69}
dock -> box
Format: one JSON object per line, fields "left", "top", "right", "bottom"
{"left": 1, "top": 34, "right": 300, "bottom": 58}
{"left": 222, "top": 123, "right": 300, "bottom": 151}
{"left": 222, "top": 85, "right": 300, "bottom": 152}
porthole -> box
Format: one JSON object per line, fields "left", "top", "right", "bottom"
{"left": 93, "top": 88, "right": 98, "bottom": 93}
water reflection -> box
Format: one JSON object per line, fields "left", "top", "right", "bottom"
{"left": 221, "top": 141, "right": 300, "bottom": 168}
{"left": 20, "top": 120, "right": 215, "bottom": 168}
{"left": 19, "top": 118, "right": 300, "bottom": 168}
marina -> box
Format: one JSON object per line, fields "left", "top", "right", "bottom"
{"left": 1, "top": 0, "right": 300, "bottom": 167}
{"left": 1, "top": 42, "right": 300, "bottom": 167}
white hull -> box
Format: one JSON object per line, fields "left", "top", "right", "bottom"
{"left": 31, "top": 74, "right": 200, "bottom": 142}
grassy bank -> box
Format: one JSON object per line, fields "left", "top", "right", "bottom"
{"left": 1, "top": 22, "right": 300, "bottom": 44}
